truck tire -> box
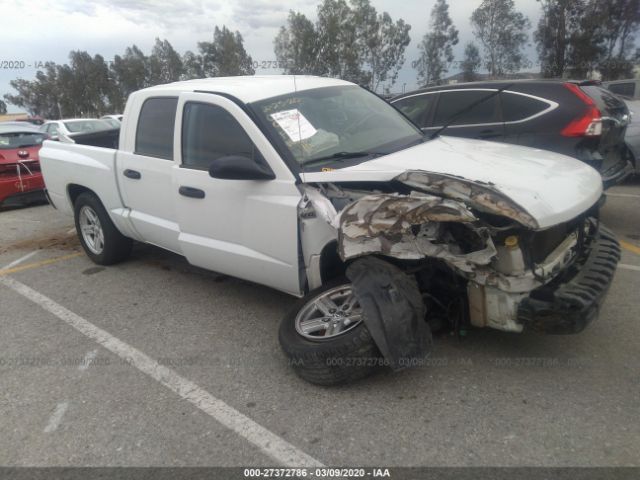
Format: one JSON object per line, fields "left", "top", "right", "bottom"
{"left": 279, "top": 278, "right": 383, "bottom": 386}
{"left": 74, "top": 192, "right": 132, "bottom": 265}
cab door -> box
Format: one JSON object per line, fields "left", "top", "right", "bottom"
{"left": 172, "top": 92, "right": 303, "bottom": 296}
{"left": 116, "top": 96, "right": 182, "bottom": 253}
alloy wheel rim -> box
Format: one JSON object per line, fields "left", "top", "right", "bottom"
{"left": 79, "top": 206, "right": 105, "bottom": 255}
{"left": 294, "top": 285, "right": 364, "bottom": 340}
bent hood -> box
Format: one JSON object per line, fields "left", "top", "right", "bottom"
{"left": 301, "top": 136, "right": 603, "bottom": 229}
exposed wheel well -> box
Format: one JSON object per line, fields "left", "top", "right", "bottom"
{"left": 67, "top": 184, "right": 95, "bottom": 206}
{"left": 319, "top": 241, "right": 346, "bottom": 283}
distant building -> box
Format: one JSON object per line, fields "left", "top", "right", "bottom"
{"left": 0, "top": 113, "right": 30, "bottom": 122}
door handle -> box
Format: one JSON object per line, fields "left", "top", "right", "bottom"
{"left": 179, "top": 186, "right": 205, "bottom": 199}
{"left": 123, "top": 169, "right": 141, "bottom": 180}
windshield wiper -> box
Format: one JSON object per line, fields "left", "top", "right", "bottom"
{"left": 429, "top": 83, "right": 514, "bottom": 140}
{"left": 301, "top": 151, "right": 381, "bottom": 166}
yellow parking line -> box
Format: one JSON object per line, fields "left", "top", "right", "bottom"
{"left": 620, "top": 240, "right": 640, "bottom": 256}
{"left": 0, "top": 252, "right": 83, "bottom": 276}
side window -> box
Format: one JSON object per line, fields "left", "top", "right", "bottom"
{"left": 49, "top": 124, "right": 59, "bottom": 136}
{"left": 433, "top": 90, "right": 500, "bottom": 126}
{"left": 608, "top": 82, "right": 635, "bottom": 98}
{"left": 501, "top": 92, "right": 550, "bottom": 122}
{"left": 181, "top": 102, "right": 263, "bottom": 170}
{"left": 135, "top": 97, "right": 178, "bottom": 160}
{"left": 392, "top": 95, "right": 432, "bottom": 127}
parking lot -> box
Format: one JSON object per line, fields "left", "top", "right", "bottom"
{"left": 0, "top": 179, "right": 639, "bottom": 468}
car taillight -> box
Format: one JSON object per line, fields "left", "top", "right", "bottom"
{"left": 561, "top": 83, "right": 602, "bottom": 137}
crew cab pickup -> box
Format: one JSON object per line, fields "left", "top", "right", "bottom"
{"left": 40, "top": 76, "right": 621, "bottom": 385}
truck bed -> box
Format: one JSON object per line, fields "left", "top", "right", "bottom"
{"left": 67, "top": 127, "right": 120, "bottom": 149}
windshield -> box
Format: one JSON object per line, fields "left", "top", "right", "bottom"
{"left": 251, "top": 85, "right": 423, "bottom": 168}
{"left": 0, "top": 131, "right": 47, "bottom": 149}
{"left": 64, "top": 120, "right": 114, "bottom": 133}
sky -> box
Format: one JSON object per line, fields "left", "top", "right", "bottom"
{"left": 1, "top": 0, "right": 544, "bottom": 113}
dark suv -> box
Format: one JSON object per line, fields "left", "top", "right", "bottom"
{"left": 391, "top": 80, "right": 633, "bottom": 188}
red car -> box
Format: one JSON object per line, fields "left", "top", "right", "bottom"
{"left": 0, "top": 124, "right": 47, "bottom": 207}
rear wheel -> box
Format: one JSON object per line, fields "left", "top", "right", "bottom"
{"left": 279, "top": 279, "right": 383, "bottom": 386}
{"left": 74, "top": 192, "right": 132, "bottom": 265}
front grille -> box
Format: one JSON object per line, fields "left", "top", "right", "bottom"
{"left": 518, "top": 225, "right": 620, "bottom": 334}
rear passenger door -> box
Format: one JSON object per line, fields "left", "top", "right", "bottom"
{"left": 172, "top": 92, "right": 303, "bottom": 296}
{"left": 116, "top": 96, "right": 182, "bottom": 253}
{"left": 426, "top": 89, "right": 504, "bottom": 140}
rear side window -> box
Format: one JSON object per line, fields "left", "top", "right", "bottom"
{"left": 392, "top": 95, "right": 433, "bottom": 127}
{"left": 607, "top": 82, "right": 636, "bottom": 98}
{"left": 433, "top": 90, "right": 500, "bottom": 126}
{"left": 501, "top": 92, "right": 550, "bottom": 122}
{"left": 182, "top": 102, "right": 262, "bottom": 170}
{"left": 135, "top": 97, "right": 178, "bottom": 160}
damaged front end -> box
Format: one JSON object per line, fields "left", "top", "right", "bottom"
{"left": 299, "top": 169, "right": 618, "bottom": 349}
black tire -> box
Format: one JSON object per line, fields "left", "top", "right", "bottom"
{"left": 279, "top": 278, "right": 384, "bottom": 386}
{"left": 74, "top": 192, "right": 132, "bottom": 265}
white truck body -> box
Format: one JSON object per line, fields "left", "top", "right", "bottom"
{"left": 40, "top": 76, "right": 617, "bottom": 341}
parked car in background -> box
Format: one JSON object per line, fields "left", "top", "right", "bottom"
{"left": 101, "top": 114, "right": 123, "bottom": 128}
{"left": 391, "top": 80, "right": 633, "bottom": 188}
{"left": 6, "top": 116, "right": 45, "bottom": 126}
{"left": 0, "top": 123, "right": 47, "bottom": 207}
{"left": 621, "top": 99, "right": 640, "bottom": 174}
{"left": 40, "top": 119, "right": 115, "bottom": 142}
{"left": 604, "top": 79, "right": 640, "bottom": 100}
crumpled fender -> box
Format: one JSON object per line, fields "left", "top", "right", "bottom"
{"left": 346, "top": 256, "right": 432, "bottom": 370}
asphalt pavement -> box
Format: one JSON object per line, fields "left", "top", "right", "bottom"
{"left": 0, "top": 179, "right": 639, "bottom": 468}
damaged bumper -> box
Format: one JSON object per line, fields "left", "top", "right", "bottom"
{"left": 517, "top": 225, "right": 620, "bottom": 334}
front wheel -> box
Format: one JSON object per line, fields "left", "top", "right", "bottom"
{"left": 74, "top": 192, "right": 132, "bottom": 265}
{"left": 279, "top": 279, "right": 383, "bottom": 386}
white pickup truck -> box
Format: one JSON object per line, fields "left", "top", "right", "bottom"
{"left": 41, "top": 76, "right": 620, "bottom": 385}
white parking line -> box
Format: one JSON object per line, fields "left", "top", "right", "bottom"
{"left": 606, "top": 192, "right": 640, "bottom": 199}
{"left": 44, "top": 402, "right": 69, "bottom": 433}
{"left": 1, "top": 251, "right": 38, "bottom": 271}
{"left": 619, "top": 263, "right": 640, "bottom": 272}
{"left": 78, "top": 349, "right": 98, "bottom": 371}
{"left": 0, "top": 275, "right": 323, "bottom": 467}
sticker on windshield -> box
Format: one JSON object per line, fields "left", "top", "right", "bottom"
{"left": 270, "top": 109, "right": 317, "bottom": 142}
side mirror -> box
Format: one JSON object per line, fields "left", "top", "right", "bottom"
{"left": 208, "top": 155, "right": 275, "bottom": 181}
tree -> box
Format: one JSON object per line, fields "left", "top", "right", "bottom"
{"left": 0, "top": 100, "right": 6, "bottom": 115}
{"left": 461, "top": 42, "right": 482, "bottom": 81}
{"left": 4, "top": 63, "right": 61, "bottom": 118}
{"left": 351, "top": 0, "right": 411, "bottom": 91}
{"left": 593, "top": 0, "right": 640, "bottom": 80}
{"left": 470, "top": 0, "right": 531, "bottom": 78}
{"left": 415, "top": 0, "right": 458, "bottom": 86}
{"left": 535, "top": 0, "right": 587, "bottom": 78}
{"left": 147, "top": 38, "right": 184, "bottom": 85}
{"left": 274, "top": 0, "right": 411, "bottom": 90}
{"left": 198, "top": 26, "right": 255, "bottom": 77}
{"left": 181, "top": 51, "right": 205, "bottom": 80}
{"left": 315, "top": 0, "right": 367, "bottom": 83}
{"left": 109, "top": 45, "right": 149, "bottom": 112}
{"left": 274, "top": 11, "right": 321, "bottom": 75}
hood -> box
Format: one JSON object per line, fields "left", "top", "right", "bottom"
{"left": 302, "top": 136, "right": 603, "bottom": 229}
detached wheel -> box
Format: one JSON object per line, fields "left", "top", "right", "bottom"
{"left": 279, "top": 279, "right": 383, "bottom": 386}
{"left": 74, "top": 192, "right": 132, "bottom": 265}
